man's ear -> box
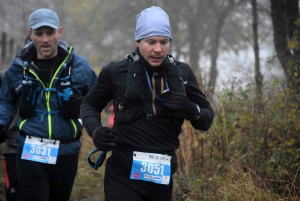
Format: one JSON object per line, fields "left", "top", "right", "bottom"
{"left": 27, "top": 29, "right": 32, "bottom": 37}
{"left": 58, "top": 27, "right": 62, "bottom": 37}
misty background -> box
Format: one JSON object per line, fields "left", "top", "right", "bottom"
{"left": 1, "top": 0, "right": 300, "bottom": 200}
{"left": 0, "top": 0, "right": 286, "bottom": 94}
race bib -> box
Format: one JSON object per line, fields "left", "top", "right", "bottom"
{"left": 21, "top": 136, "right": 60, "bottom": 164}
{"left": 130, "top": 151, "right": 172, "bottom": 185}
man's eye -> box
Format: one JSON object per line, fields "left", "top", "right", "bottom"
{"left": 47, "top": 32, "right": 53, "bottom": 36}
{"left": 148, "top": 41, "right": 155, "bottom": 45}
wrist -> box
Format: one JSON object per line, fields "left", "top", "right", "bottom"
{"left": 185, "top": 103, "right": 200, "bottom": 120}
{"left": 87, "top": 122, "right": 102, "bottom": 137}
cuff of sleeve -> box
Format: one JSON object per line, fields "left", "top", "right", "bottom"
{"left": 87, "top": 122, "right": 102, "bottom": 137}
{"left": 194, "top": 104, "right": 201, "bottom": 120}
{"left": 184, "top": 103, "right": 201, "bottom": 120}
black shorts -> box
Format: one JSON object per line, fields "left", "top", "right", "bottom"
{"left": 104, "top": 148, "right": 176, "bottom": 201}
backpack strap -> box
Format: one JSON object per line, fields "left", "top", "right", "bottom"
{"left": 59, "top": 54, "right": 74, "bottom": 86}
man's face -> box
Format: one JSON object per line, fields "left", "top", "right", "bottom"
{"left": 136, "top": 36, "right": 170, "bottom": 67}
{"left": 28, "top": 26, "right": 62, "bottom": 59}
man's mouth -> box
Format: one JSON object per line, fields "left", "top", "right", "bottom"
{"left": 150, "top": 56, "right": 162, "bottom": 62}
{"left": 41, "top": 46, "right": 50, "bottom": 50}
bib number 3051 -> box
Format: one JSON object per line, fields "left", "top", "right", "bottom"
{"left": 21, "top": 136, "right": 60, "bottom": 164}
{"left": 140, "top": 162, "right": 165, "bottom": 175}
{"left": 130, "top": 151, "right": 172, "bottom": 185}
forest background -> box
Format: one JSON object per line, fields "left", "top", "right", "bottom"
{"left": 0, "top": 0, "right": 300, "bottom": 200}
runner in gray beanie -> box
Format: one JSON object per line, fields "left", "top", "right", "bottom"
{"left": 81, "top": 5, "right": 214, "bottom": 201}
{"left": 134, "top": 6, "right": 172, "bottom": 41}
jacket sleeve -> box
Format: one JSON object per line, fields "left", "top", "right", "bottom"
{"left": 72, "top": 55, "right": 98, "bottom": 96}
{"left": 0, "top": 100, "right": 15, "bottom": 126}
{"left": 80, "top": 63, "right": 114, "bottom": 135}
{"left": 0, "top": 64, "right": 19, "bottom": 126}
{"left": 181, "top": 63, "right": 214, "bottom": 131}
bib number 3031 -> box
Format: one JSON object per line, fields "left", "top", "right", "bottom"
{"left": 21, "top": 136, "right": 60, "bottom": 164}
{"left": 130, "top": 151, "right": 172, "bottom": 185}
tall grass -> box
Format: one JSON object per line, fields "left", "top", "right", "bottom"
{"left": 1, "top": 79, "right": 299, "bottom": 201}
{"left": 171, "top": 79, "right": 300, "bottom": 201}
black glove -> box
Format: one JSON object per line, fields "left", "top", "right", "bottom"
{"left": 90, "top": 126, "right": 117, "bottom": 151}
{"left": 163, "top": 92, "right": 200, "bottom": 120}
{"left": 59, "top": 94, "right": 84, "bottom": 119}
{"left": 68, "top": 95, "right": 84, "bottom": 118}
{"left": 0, "top": 125, "right": 8, "bottom": 143}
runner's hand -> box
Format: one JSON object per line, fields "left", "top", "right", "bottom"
{"left": 68, "top": 95, "right": 84, "bottom": 118}
{"left": 163, "top": 92, "right": 200, "bottom": 120}
{"left": 91, "top": 126, "right": 117, "bottom": 151}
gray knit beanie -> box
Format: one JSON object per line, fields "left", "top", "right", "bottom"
{"left": 134, "top": 6, "right": 172, "bottom": 41}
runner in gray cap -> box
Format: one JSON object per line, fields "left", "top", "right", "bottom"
{"left": 0, "top": 8, "right": 97, "bottom": 201}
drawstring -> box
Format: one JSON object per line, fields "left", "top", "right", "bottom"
{"left": 59, "top": 75, "right": 71, "bottom": 82}
{"left": 35, "top": 110, "right": 59, "bottom": 122}
{"left": 37, "top": 88, "right": 57, "bottom": 103}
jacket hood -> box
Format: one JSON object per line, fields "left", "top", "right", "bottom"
{"left": 15, "top": 40, "right": 73, "bottom": 65}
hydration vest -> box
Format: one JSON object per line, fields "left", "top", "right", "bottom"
{"left": 18, "top": 55, "right": 74, "bottom": 121}
{"left": 115, "top": 53, "right": 186, "bottom": 123}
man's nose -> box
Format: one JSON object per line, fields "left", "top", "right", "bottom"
{"left": 154, "top": 43, "right": 162, "bottom": 52}
{"left": 42, "top": 34, "right": 49, "bottom": 42}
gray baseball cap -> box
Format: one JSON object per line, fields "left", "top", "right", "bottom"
{"left": 29, "top": 8, "right": 59, "bottom": 29}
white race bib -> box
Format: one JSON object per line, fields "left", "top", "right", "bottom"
{"left": 130, "top": 151, "right": 172, "bottom": 185}
{"left": 21, "top": 136, "right": 60, "bottom": 164}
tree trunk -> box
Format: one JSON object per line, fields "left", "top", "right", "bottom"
{"left": 188, "top": 18, "right": 201, "bottom": 82}
{"left": 270, "top": 0, "right": 300, "bottom": 92}
{"left": 208, "top": 1, "right": 234, "bottom": 96}
{"left": 252, "top": 0, "right": 263, "bottom": 105}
